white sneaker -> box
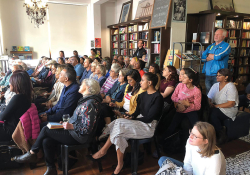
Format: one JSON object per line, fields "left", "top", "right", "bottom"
{"left": 99, "top": 125, "right": 110, "bottom": 141}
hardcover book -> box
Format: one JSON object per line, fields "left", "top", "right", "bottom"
{"left": 12, "top": 46, "right": 17, "bottom": 51}
{"left": 17, "top": 46, "right": 24, "bottom": 51}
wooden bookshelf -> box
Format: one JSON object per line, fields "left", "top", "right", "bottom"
{"left": 186, "top": 10, "right": 250, "bottom": 85}
{"left": 10, "top": 51, "right": 33, "bottom": 59}
{"left": 108, "top": 16, "right": 170, "bottom": 69}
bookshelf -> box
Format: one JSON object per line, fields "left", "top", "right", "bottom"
{"left": 10, "top": 51, "right": 33, "bottom": 60}
{"left": 108, "top": 16, "right": 170, "bottom": 69}
{"left": 186, "top": 10, "right": 250, "bottom": 86}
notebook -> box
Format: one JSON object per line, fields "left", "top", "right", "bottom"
{"left": 47, "top": 122, "right": 64, "bottom": 129}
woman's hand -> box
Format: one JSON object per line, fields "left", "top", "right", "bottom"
{"left": 176, "top": 103, "right": 186, "bottom": 112}
{"left": 63, "top": 122, "right": 74, "bottom": 130}
{"left": 124, "top": 115, "right": 132, "bottom": 120}
{"left": 178, "top": 99, "right": 190, "bottom": 107}
{"left": 109, "top": 102, "right": 117, "bottom": 107}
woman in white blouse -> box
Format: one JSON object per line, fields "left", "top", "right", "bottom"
{"left": 207, "top": 68, "right": 239, "bottom": 144}
{"left": 158, "top": 122, "right": 226, "bottom": 175}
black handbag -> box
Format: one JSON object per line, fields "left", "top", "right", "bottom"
{"left": 0, "top": 146, "right": 23, "bottom": 170}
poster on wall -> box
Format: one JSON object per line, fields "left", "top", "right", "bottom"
{"left": 135, "top": 0, "right": 154, "bottom": 19}
{"left": 172, "top": 0, "right": 186, "bottom": 22}
{"left": 210, "top": 0, "right": 235, "bottom": 12}
{"left": 95, "top": 38, "right": 101, "bottom": 48}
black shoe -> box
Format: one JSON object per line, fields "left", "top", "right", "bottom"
{"left": 11, "top": 151, "right": 37, "bottom": 163}
{"left": 217, "top": 127, "right": 228, "bottom": 145}
{"left": 86, "top": 154, "right": 106, "bottom": 162}
{"left": 44, "top": 167, "right": 57, "bottom": 175}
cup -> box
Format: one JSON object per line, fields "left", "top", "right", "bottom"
{"left": 62, "top": 114, "right": 70, "bottom": 122}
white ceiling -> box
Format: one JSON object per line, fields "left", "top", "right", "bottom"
{"left": 48, "top": 0, "right": 91, "bottom": 5}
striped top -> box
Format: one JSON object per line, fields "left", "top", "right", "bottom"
{"left": 100, "top": 76, "right": 118, "bottom": 95}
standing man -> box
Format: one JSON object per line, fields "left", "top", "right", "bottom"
{"left": 202, "top": 29, "right": 231, "bottom": 93}
{"left": 70, "top": 56, "right": 84, "bottom": 80}
{"left": 133, "top": 40, "right": 147, "bottom": 59}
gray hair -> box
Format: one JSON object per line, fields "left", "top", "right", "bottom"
{"left": 97, "top": 64, "right": 106, "bottom": 76}
{"left": 120, "top": 68, "right": 130, "bottom": 77}
{"left": 91, "top": 62, "right": 98, "bottom": 67}
{"left": 20, "top": 62, "right": 28, "bottom": 71}
{"left": 13, "top": 64, "right": 23, "bottom": 70}
{"left": 216, "top": 29, "right": 227, "bottom": 37}
{"left": 111, "top": 63, "right": 121, "bottom": 74}
{"left": 82, "top": 78, "right": 100, "bottom": 95}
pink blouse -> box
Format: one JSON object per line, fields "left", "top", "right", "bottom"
{"left": 171, "top": 83, "right": 201, "bottom": 113}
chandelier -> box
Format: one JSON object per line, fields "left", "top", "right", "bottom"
{"left": 23, "top": 0, "right": 49, "bottom": 28}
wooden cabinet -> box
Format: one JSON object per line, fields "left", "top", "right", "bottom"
{"left": 10, "top": 51, "right": 33, "bottom": 60}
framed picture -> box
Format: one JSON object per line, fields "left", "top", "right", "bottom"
{"left": 95, "top": 38, "right": 101, "bottom": 48}
{"left": 91, "top": 40, "right": 94, "bottom": 48}
{"left": 172, "top": 0, "right": 186, "bottom": 22}
{"left": 119, "top": 1, "right": 132, "bottom": 23}
{"left": 135, "top": 0, "right": 154, "bottom": 19}
{"left": 210, "top": 0, "right": 235, "bottom": 12}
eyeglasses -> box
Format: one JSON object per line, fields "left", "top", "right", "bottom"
{"left": 189, "top": 130, "right": 203, "bottom": 140}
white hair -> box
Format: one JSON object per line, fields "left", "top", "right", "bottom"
{"left": 91, "top": 62, "right": 98, "bottom": 67}
{"left": 216, "top": 29, "right": 227, "bottom": 37}
{"left": 111, "top": 63, "right": 122, "bottom": 73}
{"left": 82, "top": 78, "right": 100, "bottom": 95}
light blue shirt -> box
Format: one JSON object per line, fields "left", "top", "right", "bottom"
{"left": 74, "top": 63, "right": 85, "bottom": 77}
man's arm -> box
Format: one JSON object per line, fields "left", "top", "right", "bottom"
{"left": 201, "top": 46, "right": 210, "bottom": 62}
{"left": 214, "top": 45, "right": 231, "bottom": 61}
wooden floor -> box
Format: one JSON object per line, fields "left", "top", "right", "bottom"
{"left": 2, "top": 138, "right": 250, "bottom": 175}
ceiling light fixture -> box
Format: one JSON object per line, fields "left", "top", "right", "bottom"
{"left": 23, "top": 0, "right": 49, "bottom": 28}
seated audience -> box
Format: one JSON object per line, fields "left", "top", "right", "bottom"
{"left": 124, "top": 56, "right": 130, "bottom": 68}
{"left": 94, "top": 64, "right": 106, "bottom": 87}
{"left": 36, "top": 60, "right": 56, "bottom": 80}
{"left": 70, "top": 56, "right": 84, "bottom": 79}
{"left": 83, "top": 55, "right": 88, "bottom": 59}
{"left": 91, "top": 48, "right": 97, "bottom": 58}
{"left": 73, "top": 50, "right": 79, "bottom": 58}
{"left": 80, "top": 58, "right": 93, "bottom": 83}
{"left": 31, "top": 57, "right": 50, "bottom": 77}
{"left": 238, "top": 83, "right": 250, "bottom": 109}
{"left": 65, "top": 57, "right": 70, "bottom": 64}
{"left": 158, "top": 122, "right": 226, "bottom": 175}
{"left": 129, "top": 57, "right": 137, "bottom": 69}
{"left": 99, "top": 69, "right": 143, "bottom": 140}
{"left": 91, "top": 72, "right": 163, "bottom": 175}
{"left": 79, "top": 57, "right": 85, "bottom": 65}
{"left": 162, "top": 68, "right": 201, "bottom": 143}
{"left": 0, "top": 64, "right": 23, "bottom": 87}
{"left": 100, "top": 63, "right": 121, "bottom": 97}
{"left": 57, "top": 50, "right": 65, "bottom": 62}
{"left": 39, "top": 66, "right": 82, "bottom": 124}
{"left": 118, "top": 60, "right": 125, "bottom": 68}
{"left": 0, "top": 70, "right": 32, "bottom": 141}
{"left": 208, "top": 68, "right": 238, "bottom": 144}
{"left": 149, "top": 63, "right": 161, "bottom": 90}
{"left": 94, "top": 57, "right": 101, "bottom": 63}
{"left": 160, "top": 66, "right": 178, "bottom": 108}
{"left": 89, "top": 62, "right": 98, "bottom": 79}
{"left": 13, "top": 79, "right": 102, "bottom": 175}
{"left": 134, "top": 59, "right": 145, "bottom": 77}
{"left": 118, "top": 55, "right": 124, "bottom": 63}
{"left": 58, "top": 57, "right": 65, "bottom": 65}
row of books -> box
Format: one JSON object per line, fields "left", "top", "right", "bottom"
{"left": 242, "top": 40, "right": 250, "bottom": 47}
{"left": 154, "top": 56, "right": 160, "bottom": 67}
{"left": 139, "top": 32, "right": 148, "bottom": 40}
{"left": 120, "top": 34, "right": 127, "bottom": 41}
{"left": 239, "top": 76, "right": 248, "bottom": 83}
{"left": 128, "top": 25, "right": 138, "bottom": 33}
{"left": 239, "top": 58, "right": 248, "bottom": 65}
{"left": 228, "top": 40, "right": 237, "bottom": 48}
{"left": 153, "top": 44, "right": 160, "bottom": 53}
{"left": 153, "top": 31, "right": 161, "bottom": 42}
{"left": 129, "top": 33, "right": 137, "bottom": 40}
{"left": 112, "top": 35, "right": 118, "bottom": 42}
{"left": 238, "top": 67, "right": 249, "bottom": 74}
{"left": 242, "top": 32, "right": 250, "bottom": 38}
{"left": 112, "top": 43, "right": 118, "bottom": 48}
{"left": 240, "top": 49, "right": 250, "bottom": 56}
{"left": 120, "top": 42, "right": 127, "bottom": 49}
{"left": 120, "top": 49, "right": 127, "bottom": 56}
{"left": 129, "top": 49, "right": 136, "bottom": 56}
{"left": 138, "top": 23, "right": 148, "bottom": 31}
{"left": 143, "top": 42, "right": 148, "bottom": 48}
{"left": 225, "top": 20, "right": 242, "bottom": 29}
{"left": 230, "top": 48, "right": 237, "bottom": 56}
{"left": 19, "top": 55, "right": 32, "bottom": 60}
{"left": 228, "top": 58, "right": 235, "bottom": 65}
{"left": 112, "top": 49, "right": 118, "bottom": 55}
{"left": 227, "top": 30, "right": 236, "bottom": 38}
{"left": 129, "top": 43, "right": 137, "bottom": 49}
{"left": 113, "top": 29, "right": 119, "bottom": 35}
{"left": 243, "top": 22, "right": 250, "bottom": 30}
{"left": 12, "top": 46, "right": 30, "bottom": 51}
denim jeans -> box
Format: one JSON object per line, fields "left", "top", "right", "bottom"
{"left": 205, "top": 75, "right": 217, "bottom": 94}
{"left": 158, "top": 156, "right": 184, "bottom": 167}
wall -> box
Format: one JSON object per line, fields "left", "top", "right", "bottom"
{"left": 101, "top": 1, "right": 116, "bottom": 57}
{"left": 0, "top": 0, "right": 88, "bottom": 61}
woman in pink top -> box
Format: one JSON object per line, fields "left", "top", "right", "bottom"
{"left": 164, "top": 68, "right": 202, "bottom": 141}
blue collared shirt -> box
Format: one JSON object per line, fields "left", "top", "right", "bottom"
{"left": 74, "top": 63, "right": 85, "bottom": 77}
{"left": 80, "top": 68, "right": 92, "bottom": 83}
{"left": 45, "top": 82, "right": 82, "bottom": 122}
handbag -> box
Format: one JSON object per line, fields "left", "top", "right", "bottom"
{"left": 155, "top": 158, "right": 186, "bottom": 175}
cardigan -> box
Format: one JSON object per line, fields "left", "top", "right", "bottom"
{"left": 115, "top": 84, "right": 145, "bottom": 115}
{"left": 106, "top": 81, "right": 127, "bottom": 102}
{"left": 20, "top": 103, "right": 40, "bottom": 141}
